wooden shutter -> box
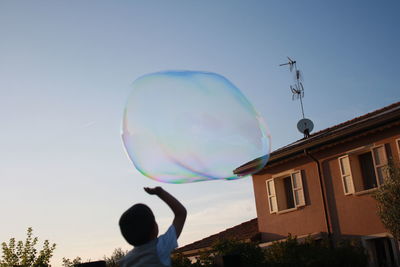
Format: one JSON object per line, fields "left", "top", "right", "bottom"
{"left": 266, "top": 179, "right": 278, "bottom": 213}
{"left": 339, "top": 156, "right": 355, "bottom": 194}
{"left": 372, "top": 145, "right": 388, "bottom": 185}
{"left": 397, "top": 139, "right": 400, "bottom": 158}
{"left": 291, "top": 171, "right": 305, "bottom": 207}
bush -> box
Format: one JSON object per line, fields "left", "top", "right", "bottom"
{"left": 265, "top": 234, "right": 368, "bottom": 267}
{"left": 173, "top": 239, "right": 266, "bottom": 267}
{"left": 171, "top": 253, "right": 196, "bottom": 267}
{"left": 210, "top": 239, "right": 267, "bottom": 267}
{"left": 173, "top": 235, "right": 368, "bottom": 267}
{"left": 373, "top": 162, "right": 400, "bottom": 241}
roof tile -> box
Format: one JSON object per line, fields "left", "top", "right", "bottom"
{"left": 176, "top": 218, "right": 259, "bottom": 253}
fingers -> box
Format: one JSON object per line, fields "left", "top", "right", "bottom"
{"left": 144, "top": 187, "right": 163, "bottom": 195}
{"left": 144, "top": 187, "right": 153, "bottom": 193}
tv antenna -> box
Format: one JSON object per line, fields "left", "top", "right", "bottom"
{"left": 280, "top": 57, "right": 314, "bottom": 138}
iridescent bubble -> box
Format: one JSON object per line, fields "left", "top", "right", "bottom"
{"left": 122, "top": 71, "right": 270, "bottom": 183}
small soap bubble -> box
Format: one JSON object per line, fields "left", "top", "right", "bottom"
{"left": 122, "top": 71, "right": 270, "bottom": 183}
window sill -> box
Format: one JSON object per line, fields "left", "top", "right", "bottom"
{"left": 276, "top": 207, "right": 298, "bottom": 214}
{"left": 354, "top": 187, "right": 378, "bottom": 196}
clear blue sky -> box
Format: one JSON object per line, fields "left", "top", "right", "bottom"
{"left": 1, "top": 0, "right": 399, "bottom": 265}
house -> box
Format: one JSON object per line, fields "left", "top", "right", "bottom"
{"left": 176, "top": 102, "right": 400, "bottom": 266}
{"left": 177, "top": 102, "right": 400, "bottom": 267}
{"left": 233, "top": 101, "right": 400, "bottom": 267}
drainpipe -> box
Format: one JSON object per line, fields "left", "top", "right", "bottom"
{"left": 304, "top": 149, "right": 333, "bottom": 246}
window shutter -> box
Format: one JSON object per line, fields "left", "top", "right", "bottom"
{"left": 291, "top": 171, "right": 305, "bottom": 207}
{"left": 266, "top": 179, "right": 277, "bottom": 213}
{"left": 338, "top": 156, "right": 355, "bottom": 194}
{"left": 372, "top": 145, "right": 388, "bottom": 185}
{"left": 397, "top": 139, "right": 400, "bottom": 163}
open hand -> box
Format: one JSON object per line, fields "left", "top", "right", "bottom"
{"left": 144, "top": 187, "right": 163, "bottom": 195}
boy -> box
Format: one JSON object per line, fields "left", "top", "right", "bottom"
{"left": 119, "top": 187, "right": 187, "bottom": 267}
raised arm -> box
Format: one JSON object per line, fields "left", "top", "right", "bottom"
{"left": 144, "top": 187, "right": 187, "bottom": 238}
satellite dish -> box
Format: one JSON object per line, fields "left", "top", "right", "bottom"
{"left": 297, "top": 118, "right": 314, "bottom": 137}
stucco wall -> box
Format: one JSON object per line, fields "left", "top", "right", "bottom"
{"left": 253, "top": 157, "right": 327, "bottom": 241}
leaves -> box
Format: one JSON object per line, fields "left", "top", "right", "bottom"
{"left": 172, "top": 239, "right": 267, "bottom": 267}
{"left": 103, "top": 248, "right": 128, "bottom": 267}
{"left": 62, "top": 248, "right": 128, "bottom": 267}
{"left": 171, "top": 237, "right": 368, "bottom": 267}
{"left": 62, "top": 256, "right": 83, "bottom": 267}
{"left": 265, "top": 235, "right": 367, "bottom": 267}
{"left": 373, "top": 162, "right": 400, "bottom": 241}
{"left": 0, "top": 228, "right": 56, "bottom": 267}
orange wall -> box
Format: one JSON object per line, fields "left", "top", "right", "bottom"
{"left": 253, "top": 158, "right": 327, "bottom": 241}
{"left": 319, "top": 127, "right": 400, "bottom": 238}
{"left": 253, "top": 126, "right": 400, "bottom": 242}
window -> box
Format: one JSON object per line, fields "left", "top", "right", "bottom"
{"left": 359, "top": 151, "right": 379, "bottom": 189}
{"left": 266, "top": 171, "right": 305, "bottom": 213}
{"left": 338, "top": 145, "right": 388, "bottom": 194}
{"left": 396, "top": 138, "right": 400, "bottom": 160}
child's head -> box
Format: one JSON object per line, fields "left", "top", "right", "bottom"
{"left": 119, "top": 203, "right": 159, "bottom": 246}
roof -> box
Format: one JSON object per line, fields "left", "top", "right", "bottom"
{"left": 175, "top": 218, "right": 260, "bottom": 254}
{"left": 234, "top": 101, "right": 400, "bottom": 175}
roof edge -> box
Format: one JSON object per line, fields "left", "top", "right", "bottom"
{"left": 234, "top": 102, "right": 400, "bottom": 175}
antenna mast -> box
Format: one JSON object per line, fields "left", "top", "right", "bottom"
{"left": 280, "top": 57, "right": 314, "bottom": 138}
{"left": 279, "top": 57, "right": 305, "bottom": 119}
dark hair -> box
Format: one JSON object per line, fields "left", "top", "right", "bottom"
{"left": 119, "top": 203, "right": 156, "bottom": 246}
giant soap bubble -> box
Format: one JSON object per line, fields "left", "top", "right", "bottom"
{"left": 122, "top": 71, "right": 270, "bottom": 183}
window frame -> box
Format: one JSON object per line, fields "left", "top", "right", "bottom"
{"left": 338, "top": 144, "right": 388, "bottom": 195}
{"left": 266, "top": 170, "right": 305, "bottom": 214}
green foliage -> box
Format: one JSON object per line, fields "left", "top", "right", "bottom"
{"left": 191, "top": 249, "right": 213, "bottom": 267}
{"left": 211, "top": 239, "right": 267, "bottom": 267}
{"left": 172, "top": 239, "right": 266, "bottom": 267}
{"left": 172, "top": 236, "right": 368, "bottom": 267}
{"left": 171, "top": 253, "right": 197, "bottom": 267}
{"left": 265, "top": 235, "right": 367, "bottom": 267}
{"left": 103, "top": 248, "right": 128, "bottom": 267}
{"left": 61, "top": 256, "right": 83, "bottom": 267}
{"left": 373, "top": 162, "right": 400, "bottom": 240}
{"left": 62, "top": 248, "right": 128, "bottom": 267}
{"left": 0, "top": 227, "right": 56, "bottom": 267}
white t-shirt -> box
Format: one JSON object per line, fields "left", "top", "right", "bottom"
{"left": 156, "top": 225, "right": 178, "bottom": 265}
{"left": 120, "top": 225, "right": 178, "bottom": 267}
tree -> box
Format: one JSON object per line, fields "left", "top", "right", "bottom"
{"left": 103, "top": 248, "right": 128, "bottom": 267}
{"left": 62, "top": 248, "right": 128, "bottom": 267}
{"left": 0, "top": 227, "right": 56, "bottom": 267}
{"left": 62, "top": 256, "right": 83, "bottom": 267}
{"left": 373, "top": 162, "right": 400, "bottom": 240}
